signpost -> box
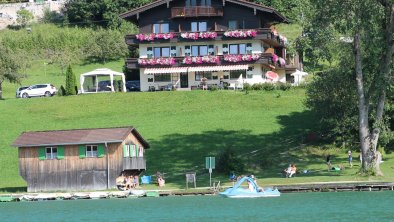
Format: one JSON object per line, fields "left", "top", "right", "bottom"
{"left": 205, "top": 157, "right": 215, "bottom": 187}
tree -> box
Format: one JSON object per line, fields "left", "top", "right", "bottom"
{"left": 65, "top": 65, "right": 77, "bottom": 96}
{"left": 84, "top": 28, "right": 128, "bottom": 63}
{"left": 16, "top": 9, "right": 33, "bottom": 27}
{"left": 303, "top": 0, "right": 394, "bottom": 175}
{"left": 63, "top": 0, "right": 151, "bottom": 28}
{"left": 45, "top": 48, "right": 80, "bottom": 75}
{"left": 0, "top": 44, "right": 27, "bottom": 100}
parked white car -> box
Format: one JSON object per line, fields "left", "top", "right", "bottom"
{"left": 17, "top": 84, "right": 57, "bottom": 98}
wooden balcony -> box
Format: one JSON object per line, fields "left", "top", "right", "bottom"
{"left": 171, "top": 6, "right": 224, "bottom": 18}
{"left": 125, "top": 29, "right": 285, "bottom": 47}
{"left": 123, "top": 157, "right": 146, "bottom": 170}
{"left": 125, "top": 54, "right": 276, "bottom": 69}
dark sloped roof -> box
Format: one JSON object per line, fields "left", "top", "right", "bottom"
{"left": 120, "top": 0, "right": 288, "bottom": 23}
{"left": 13, "top": 127, "right": 150, "bottom": 148}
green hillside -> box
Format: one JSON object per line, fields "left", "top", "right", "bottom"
{"left": 2, "top": 68, "right": 394, "bottom": 192}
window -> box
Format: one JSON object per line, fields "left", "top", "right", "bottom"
{"left": 229, "top": 20, "right": 238, "bottom": 30}
{"left": 229, "top": 44, "right": 238, "bottom": 54}
{"left": 200, "top": 0, "right": 211, "bottom": 6}
{"left": 195, "top": 72, "right": 212, "bottom": 81}
{"left": 45, "top": 147, "right": 57, "bottom": 159}
{"left": 229, "top": 44, "right": 247, "bottom": 55}
{"left": 230, "top": 70, "right": 246, "bottom": 79}
{"left": 186, "top": 0, "right": 197, "bottom": 6}
{"left": 86, "top": 145, "right": 98, "bottom": 158}
{"left": 153, "top": 47, "right": 171, "bottom": 57}
{"left": 191, "top": 22, "right": 207, "bottom": 32}
{"left": 154, "top": 74, "right": 171, "bottom": 82}
{"left": 191, "top": 45, "right": 209, "bottom": 56}
{"left": 153, "top": 23, "right": 169, "bottom": 33}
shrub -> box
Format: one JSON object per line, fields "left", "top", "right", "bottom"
{"left": 277, "top": 82, "right": 292, "bottom": 91}
{"left": 243, "top": 83, "right": 252, "bottom": 91}
{"left": 210, "top": 85, "right": 218, "bottom": 91}
{"left": 251, "top": 83, "right": 263, "bottom": 90}
{"left": 261, "top": 83, "right": 276, "bottom": 91}
{"left": 216, "top": 148, "right": 245, "bottom": 174}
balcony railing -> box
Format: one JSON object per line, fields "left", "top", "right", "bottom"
{"left": 125, "top": 53, "right": 278, "bottom": 69}
{"left": 171, "top": 6, "right": 224, "bottom": 18}
{"left": 125, "top": 29, "right": 285, "bottom": 47}
{"left": 123, "top": 157, "right": 146, "bottom": 170}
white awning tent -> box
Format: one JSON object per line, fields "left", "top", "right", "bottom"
{"left": 80, "top": 68, "right": 126, "bottom": 93}
{"left": 290, "top": 69, "right": 308, "bottom": 86}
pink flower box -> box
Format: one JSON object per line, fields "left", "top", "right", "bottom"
{"left": 223, "top": 30, "right": 257, "bottom": 38}
{"left": 138, "top": 57, "right": 176, "bottom": 66}
{"left": 223, "top": 54, "right": 261, "bottom": 63}
{"left": 136, "top": 33, "right": 175, "bottom": 41}
{"left": 182, "top": 56, "right": 220, "bottom": 64}
{"left": 180, "top": 32, "right": 217, "bottom": 40}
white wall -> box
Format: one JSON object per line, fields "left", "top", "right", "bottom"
{"left": 0, "top": 0, "right": 65, "bottom": 29}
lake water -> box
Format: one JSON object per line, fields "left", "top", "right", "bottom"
{"left": 1, "top": 191, "right": 393, "bottom": 222}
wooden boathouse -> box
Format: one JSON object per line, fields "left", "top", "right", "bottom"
{"left": 13, "top": 127, "right": 150, "bottom": 192}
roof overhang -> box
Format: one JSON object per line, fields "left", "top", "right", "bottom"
{"left": 120, "top": 0, "right": 288, "bottom": 23}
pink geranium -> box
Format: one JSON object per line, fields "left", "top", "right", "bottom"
{"left": 224, "top": 30, "right": 257, "bottom": 38}
{"left": 136, "top": 33, "right": 174, "bottom": 41}
{"left": 224, "top": 54, "right": 261, "bottom": 62}
{"left": 138, "top": 58, "right": 176, "bottom": 66}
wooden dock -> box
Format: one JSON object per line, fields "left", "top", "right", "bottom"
{"left": 275, "top": 182, "right": 394, "bottom": 193}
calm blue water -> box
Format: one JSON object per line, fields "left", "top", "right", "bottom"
{"left": 1, "top": 192, "right": 393, "bottom": 222}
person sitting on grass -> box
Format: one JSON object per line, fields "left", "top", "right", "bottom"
{"left": 284, "top": 164, "right": 292, "bottom": 178}
{"left": 158, "top": 176, "right": 165, "bottom": 187}
{"left": 289, "top": 164, "right": 297, "bottom": 178}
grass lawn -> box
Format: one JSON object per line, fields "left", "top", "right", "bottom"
{"left": 1, "top": 62, "right": 393, "bottom": 193}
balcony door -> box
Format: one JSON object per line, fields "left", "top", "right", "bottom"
{"left": 180, "top": 73, "right": 189, "bottom": 88}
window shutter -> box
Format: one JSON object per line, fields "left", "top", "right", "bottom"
{"left": 185, "top": 45, "right": 191, "bottom": 56}
{"left": 147, "top": 47, "right": 153, "bottom": 58}
{"left": 170, "top": 46, "right": 177, "bottom": 57}
{"left": 98, "top": 144, "right": 105, "bottom": 158}
{"left": 222, "top": 44, "right": 228, "bottom": 55}
{"left": 135, "top": 144, "right": 139, "bottom": 157}
{"left": 208, "top": 45, "right": 214, "bottom": 55}
{"left": 57, "top": 146, "right": 64, "bottom": 160}
{"left": 79, "top": 145, "right": 86, "bottom": 159}
{"left": 123, "top": 144, "right": 129, "bottom": 157}
{"left": 38, "top": 147, "right": 46, "bottom": 160}
{"left": 130, "top": 145, "right": 136, "bottom": 157}
{"left": 246, "top": 43, "right": 252, "bottom": 54}
{"left": 139, "top": 147, "right": 144, "bottom": 157}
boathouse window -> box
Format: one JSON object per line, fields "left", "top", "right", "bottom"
{"left": 153, "top": 23, "right": 169, "bottom": 33}
{"left": 191, "top": 22, "right": 207, "bottom": 32}
{"left": 86, "top": 145, "right": 98, "bottom": 158}
{"left": 39, "top": 146, "right": 64, "bottom": 160}
{"left": 45, "top": 147, "right": 57, "bottom": 159}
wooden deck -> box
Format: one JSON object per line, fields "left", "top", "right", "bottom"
{"left": 275, "top": 182, "right": 394, "bottom": 193}
{"left": 2, "top": 182, "right": 394, "bottom": 202}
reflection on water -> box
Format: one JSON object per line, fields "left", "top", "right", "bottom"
{"left": 1, "top": 192, "right": 394, "bottom": 222}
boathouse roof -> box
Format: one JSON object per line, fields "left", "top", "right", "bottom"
{"left": 13, "top": 126, "right": 150, "bottom": 148}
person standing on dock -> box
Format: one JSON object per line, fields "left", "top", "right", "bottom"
{"left": 348, "top": 150, "right": 353, "bottom": 168}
